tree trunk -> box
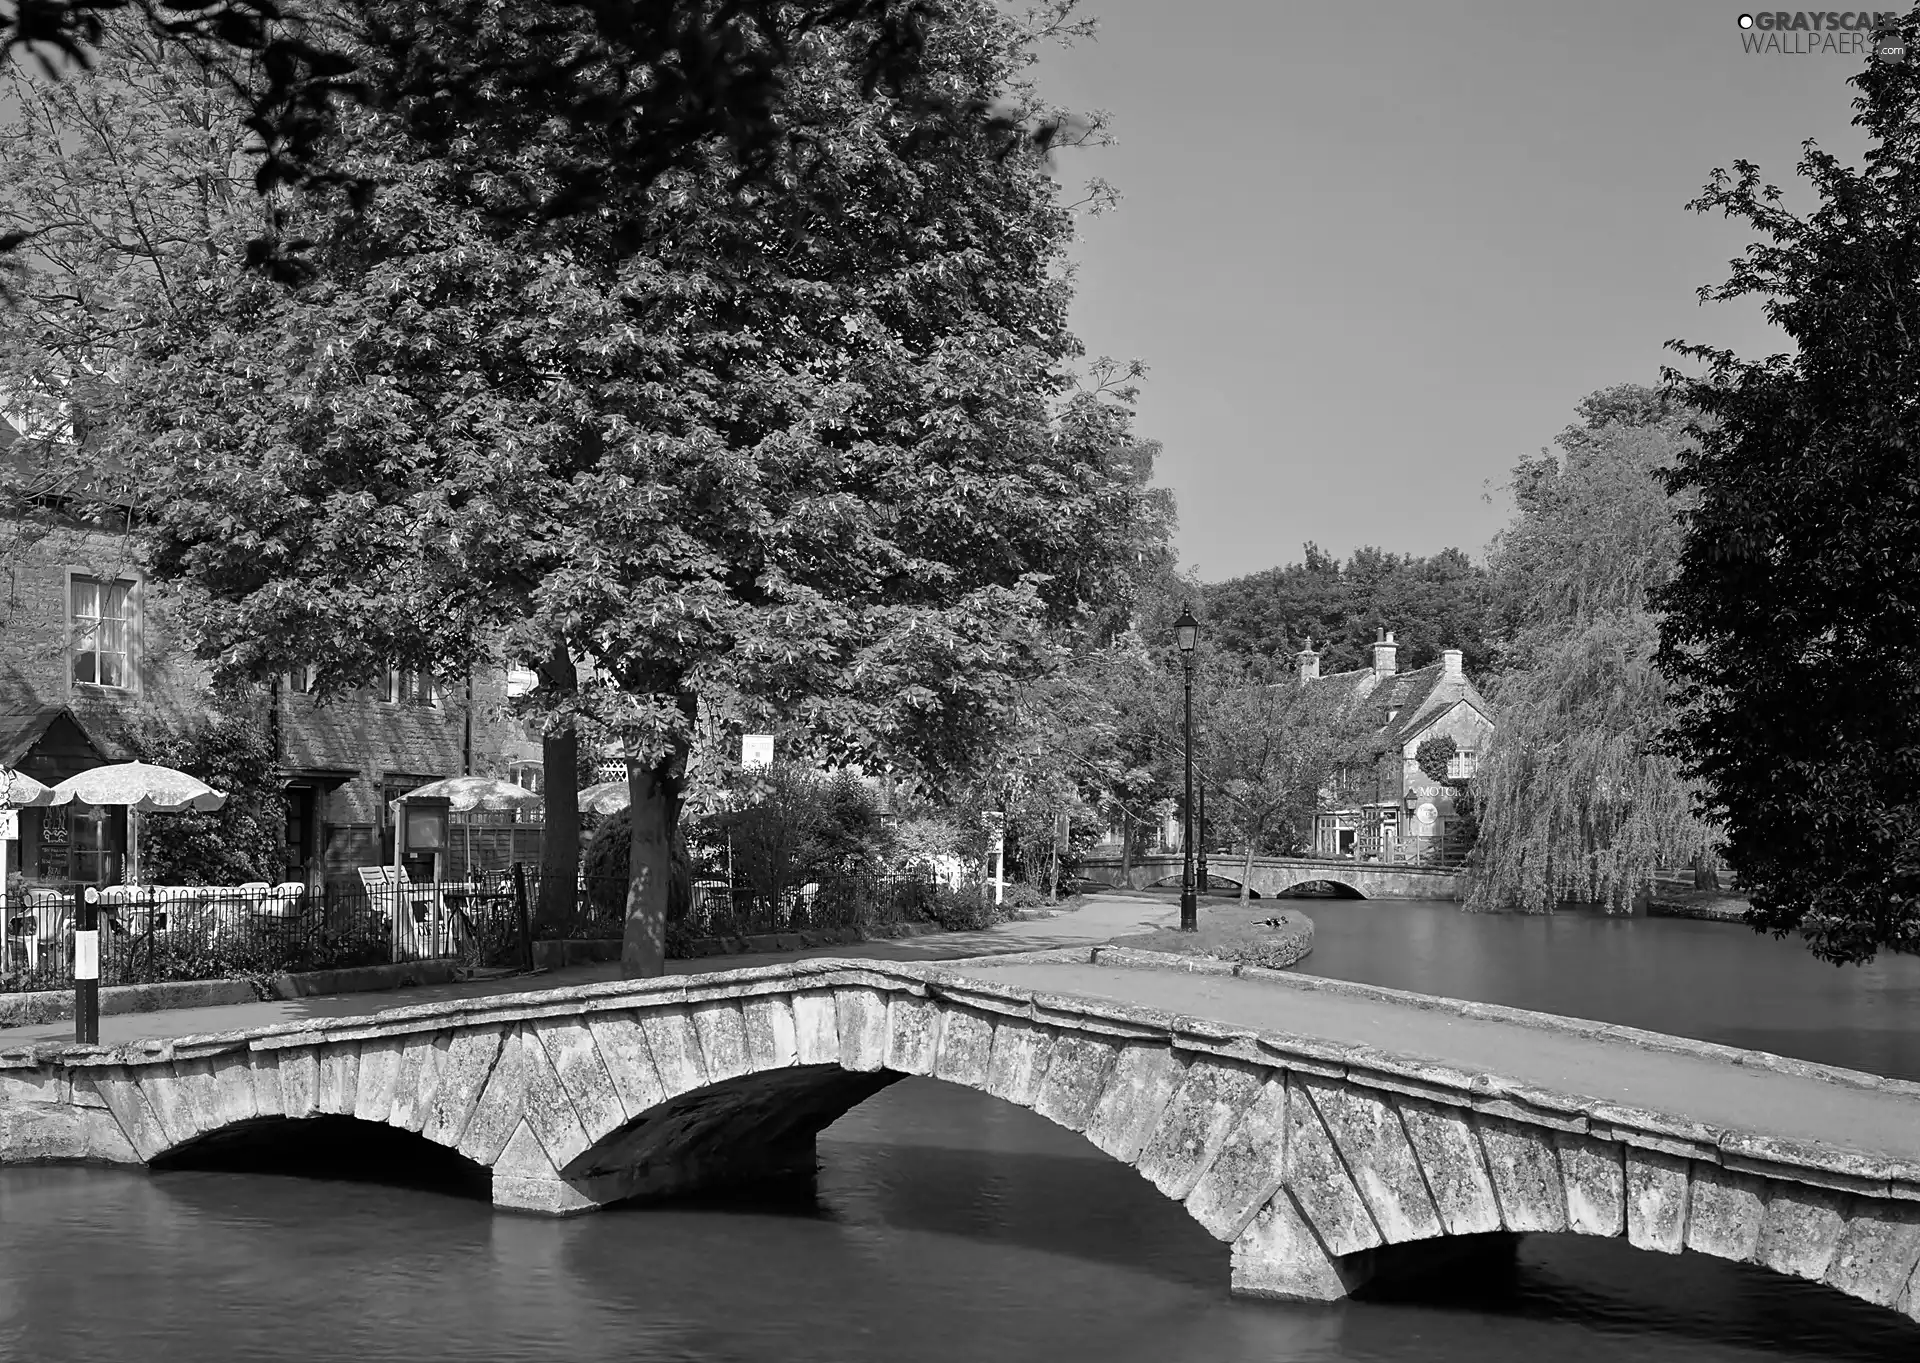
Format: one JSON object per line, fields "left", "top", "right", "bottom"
{"left": 1119, "top": 816, "right": 1134, "bottom": 887}
{"left": 1240, "top": 844, "right": 1255, "bottom": 907}
{"left": 1692, "top": 848, "right": 1721, "bottom": 891}
{"left": 622, "top": 729, "right": 687, "bottom": 980}
{"left": 537, "top": 646, "right": 580, "bottom": 938}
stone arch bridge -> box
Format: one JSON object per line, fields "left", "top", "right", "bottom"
{"left": 4, "top": 950, "right": 1920, "bottom": 1317}
{"left": 1084, "top": 854, "right": 1467, "bottom": 900}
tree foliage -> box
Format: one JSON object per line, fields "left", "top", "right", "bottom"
{"left": 1204, "top": 659, "right": 1372, "bottom": 901}
{"left": 1487, "top": 385, "right": 1693, "bottom": 650}
{"left": 1, "top": 0, "right": 1077, "bottom": 289}
{"left": 1201, "top": 544, "right": 1498, "bottom": 677}
{"left": 1657, "top": 28, "right": 1920, "bottom": 965}
{"left": 0, "top": 15, "right": 259, "bottom": 622}
{"left": 1467, "top": 386, "right": 1718, "bottom": 913}
{"left": 111, "top": 0, "right": 1162, "bottom": 976}
{"left": 704, "top": 762, "right": 891, "bottom": 894}
{"left": 1467, "top": 612, "right": 1712, "bottom": 913}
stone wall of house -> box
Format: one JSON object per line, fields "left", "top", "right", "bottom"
{"left": 284, "top": 673, "right": 534, "bottom": 884}
{"left": 3, "top": 516, "right": 536, "bottom": 886}
{"left": 0, "top": 520, "right": 207, "bottom": 753}
{"left": 1397, "top": 703, "right": 1495, "bottom": 838}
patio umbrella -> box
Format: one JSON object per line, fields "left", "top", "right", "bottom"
{"left": 0, "top": 768, "right": 65, "bottom": 808}
{"left": 576, "top": 780, "right": 631, "bottom": 816}
{"left": 388, "top": 775, "right": 542, "bottom": 875}
{"left": 50, "top": 761, "right": 228, "bottom": 886}
{"left": 0, "top": 768, "right": 66, "bottom": 897}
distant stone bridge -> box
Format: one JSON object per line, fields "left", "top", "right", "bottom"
{"left": 4, "top": 953, "right": 1920, "bottom": 1317}
{"left": 1082, "top": 854, "right": 1467, "bottom": 901}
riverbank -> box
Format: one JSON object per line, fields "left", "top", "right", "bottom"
{"left": 1646, "top": 888, "right": 1752, "bottom": 922}
{"left": 1108, "top": 904, "right": 1315, "bottom": 969}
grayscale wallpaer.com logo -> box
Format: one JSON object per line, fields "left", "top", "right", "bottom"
{"left": 1737, "top": 11, "right": 1907, "bottom": 59}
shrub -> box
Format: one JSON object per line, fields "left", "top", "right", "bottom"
{"left": 1003, "top": 881, "right": 1045, "bottom": 910}
{"left": 580, "top": 809, "right": 690, "bottom": 925}
{"left": 917, "top": 883, "right": 1004, "bottom": 932}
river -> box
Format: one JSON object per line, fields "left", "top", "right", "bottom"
{"left": 3, "top": 898, "right": 1918, "bottom": 1362}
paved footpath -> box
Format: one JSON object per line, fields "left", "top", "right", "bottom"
{"left": 0, "top": 896, "right": 1180, "bottom": 1049}
{"left": 954, "top": 957, "right": 1920, "bottom": 1165}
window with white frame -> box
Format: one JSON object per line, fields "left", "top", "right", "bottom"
{"left": 70, "top": 575, "right": 135, "bottom": 689}
{"left": 386, "top": 669, "right": 438, "bottom": 707}
{"left": 287, "top": 664, "right": 315, "bottom": 694}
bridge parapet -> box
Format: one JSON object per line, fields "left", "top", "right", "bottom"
{"left": 1080, "top": 854, "right": 1467, "bottom": 900}
{"left": 2, "top": 954, "right": 1920, "bottom": 1319}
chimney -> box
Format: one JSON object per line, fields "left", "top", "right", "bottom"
{"left": 1441, "top": 648, "right": 1463, "bottom": 678}
{"left": 1372, "top": 629, "right": 1397, "bottom": 677}
{"left": 1295, "top": 637, "right": 1320, "bottom": 685}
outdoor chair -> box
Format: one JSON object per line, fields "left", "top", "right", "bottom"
{"left": 13, "top": 892, "right": 72, "bottom": 973}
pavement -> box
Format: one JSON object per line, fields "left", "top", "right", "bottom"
{"left": 955, "top": 957, "right": 1920, "bottom": 1165}
{"left": 0, "top": 894, "right": 1185, "bottom": 1048}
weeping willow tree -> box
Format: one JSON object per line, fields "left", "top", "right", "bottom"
{"left": 1466, "top": 613, "right": 1714, "bottom": 912}
{"left": 1466, "top": 384, "right": 1720, "bottom": 913}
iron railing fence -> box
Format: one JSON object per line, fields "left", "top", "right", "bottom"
{"left": 0, "top": 872, "right": 544, "bottom": 995}
{"left": 2, "top": 883, "right": 400, "bottom": 994}
{"left": 1, "top": 866, "right": 950, "bottom": 995}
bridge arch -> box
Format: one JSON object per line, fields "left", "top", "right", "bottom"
{"left": 150, "top": 1112, "right": 493, "bottom": 1197}
{"left": 1271, "top": 879, "right": 1367, "bottom": 900}
{"left": 9, "top": 964, "right": 1920, "bottom": 1319}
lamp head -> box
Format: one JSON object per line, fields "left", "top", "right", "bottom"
{"left": 1174, "top": 608, "right": 1199, "bottom": 656}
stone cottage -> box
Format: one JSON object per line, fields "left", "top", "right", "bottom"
{"left": 1297, "top": 630, "right": 1493, "bottom": 862}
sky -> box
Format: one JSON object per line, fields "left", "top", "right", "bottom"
{"left": 1030, "top": 0, "right": 1879, "bottom": 583}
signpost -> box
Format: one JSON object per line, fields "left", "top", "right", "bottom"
{"left": 981, "top": 811, "right": 1006, "bottom": 907}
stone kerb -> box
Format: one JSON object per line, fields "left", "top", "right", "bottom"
{"left": 5, "top": 954, "right": 1920, "bottom": 1318}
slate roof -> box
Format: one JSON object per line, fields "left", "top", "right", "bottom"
{"left": 0, "top": 706, "right": 125, "bottom": 769}
{"left": 1309, "top": 658, "right": 1493, "bottom": 754}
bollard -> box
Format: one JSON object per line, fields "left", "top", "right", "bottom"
{"left": 74, "top": 886, "right": 99, "bottom": 1045}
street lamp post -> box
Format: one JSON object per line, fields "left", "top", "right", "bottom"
{"left": 1175, "top": 607, "right": 1199, "bottom": 932}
